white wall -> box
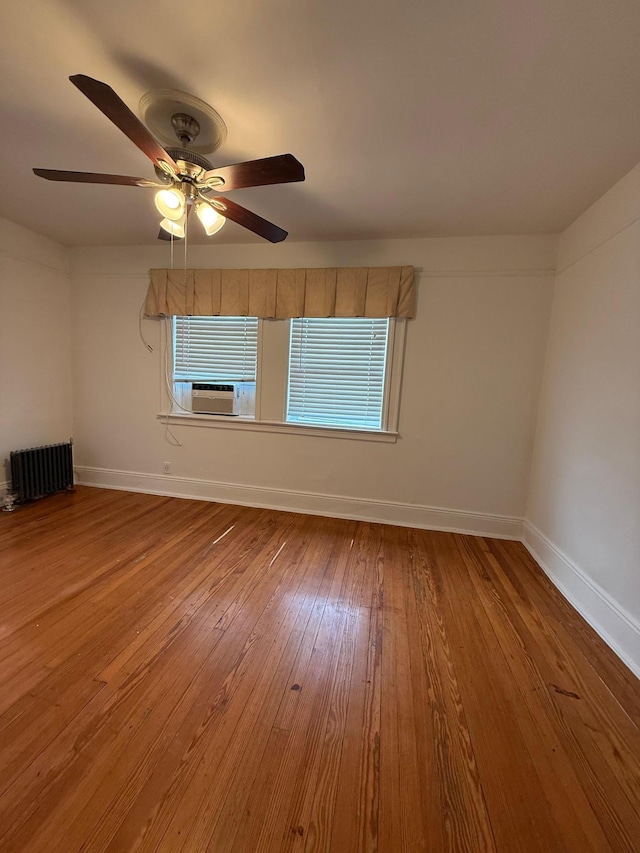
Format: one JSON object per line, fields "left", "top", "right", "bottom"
{"left": 525, "top": 163, "right": 640, "bottom": 677}
{"left": 70, "top": 235, "right": 555, "bottom": 536}
{"left": 0, "top": 218, "right": 73, "bottom": 492}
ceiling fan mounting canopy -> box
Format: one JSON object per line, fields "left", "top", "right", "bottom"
{"left": 139, "top": 88, "right": 227, "bottom": 155}
{"left": 32, "top": 74, "right": 305, "bottom": 243}
{"left": 171, "top": 112, "right": 200, "bottom": 145}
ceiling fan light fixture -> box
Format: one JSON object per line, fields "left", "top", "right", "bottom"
{"left": 196, "top": 201, "right": 225, "bottom": 236}
{"left": 34, "top": 76, "right": 303, "bottom": 244}
{"left": 155, "top": 187, "right": 185, "bottom": 221}
{"left": 159, "top": 213, "right": 186, "bottom": 238}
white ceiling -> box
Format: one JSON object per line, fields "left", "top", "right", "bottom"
{"left": 2, "top": 0, "right": 640, "bottom": 246}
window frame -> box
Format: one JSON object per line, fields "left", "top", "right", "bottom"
{"left": 159, "top": 316, "right": 406, "bottom": 442}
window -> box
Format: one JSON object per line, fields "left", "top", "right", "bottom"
{"left": 174, "top": 316, "right": 257, "bottom": 381}
{"left": 172, "top": 316, "right": 258, "bottom": 417}
{"left": 287, "top": 318, "right": 389, "bottom": 429}
{"left": 167, "top": 315, "right": 404, "bottom": 440}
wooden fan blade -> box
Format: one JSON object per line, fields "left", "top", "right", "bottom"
{"left": 69, "top": 74, "right": 178, "bottom": 172}
{"left": 203, "top": 154, "right": 305, "bottom": 191}
{"left": 212, "top": 198, "right": 288, "bottom": 242}
{"left": 34, "top": 168, "right": 150, "bottom": 186}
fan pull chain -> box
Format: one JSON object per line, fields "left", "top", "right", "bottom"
{"left": 184, "top": 209, "right": 188, "bottom": 273}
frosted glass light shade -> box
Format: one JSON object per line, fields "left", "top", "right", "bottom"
{"left": 159, "top": 214, "right": 186, "bottom": 238}
{"left": 197, "top": 202, "right": 225, "bottom": 236}
{"left": 155, "top": 188, "right": 185, "bottom": 221}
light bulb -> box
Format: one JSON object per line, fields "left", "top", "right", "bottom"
{"left": 155, "top": 187, "right": 185, "bottom": 221}
{"left": 159, "top": 214, "right": 186, "bottom": 239}
{"left": 196, "top": 201, "right": 225, "bottom": 236}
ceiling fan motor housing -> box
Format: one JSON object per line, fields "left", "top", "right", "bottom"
{"left": 156, "top": 147, "right": 214, "bottom": 183}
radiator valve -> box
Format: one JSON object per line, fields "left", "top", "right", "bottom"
{"left": 2, "top": 492, "right": 18, "bottom": 513}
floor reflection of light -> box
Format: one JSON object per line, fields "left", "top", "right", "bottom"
{"left": 212, "top": 525, "right": 234, "bottom": 545}
{"left": 269, "top": 542, "right": 287, "bottom": 567}
{"left": 281, "top": 589, "right": 367, "bottom": 619}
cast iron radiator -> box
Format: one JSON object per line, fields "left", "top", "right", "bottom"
{"left": 10, "top": 441, "right": 74, "bottom": 503}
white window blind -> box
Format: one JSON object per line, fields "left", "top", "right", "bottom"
{"left": 173, "top": 316, "right": 258, "bottom": 381}
{"left": 287, "top": 318, "right": 389, "bottom": 429}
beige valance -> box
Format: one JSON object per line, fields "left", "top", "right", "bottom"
{"left": 144, "top": 266, "right": 416, "bottom": 319}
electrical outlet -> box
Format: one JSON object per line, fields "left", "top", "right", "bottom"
{"left": 163, "top": 462, "right": 171, "bottom": 474}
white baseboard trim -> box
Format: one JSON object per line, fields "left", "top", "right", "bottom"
{"left": 74, "top": 465, "right": 523, "bottom": 539}
{"left": 522, "top": 521, "right": 640, "bottom": 680}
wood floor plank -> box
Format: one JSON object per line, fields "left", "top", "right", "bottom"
{"left": 0, "top": 610, "right": 225, "bottom": 850}
{"left": 213, "top": 524, "right": 364, "bottom": 853}
{"left": 378, "top": 525, "right": 434, "bottom": 853}
{"left": 166, "top": 516, "right": 354, "bottom": 853}
{"left": 488, "top": 537, "right": 640, "bottom": 730}
{"left": 276, "top": 523, "right": 375, "bottom": 853}
{"left": 0, "top": 487, "right": 639, "bottom": 852}
{"left": 421, "top": 530, "right": 576, "bottom": 852}
{"left": 104, "top": 512, "right": 318, "bottom": 853}
{"left": 453, "top": 535, "right": 617, "bottom": 852}
{"left": 244, "top": 520, "right": 361, "bottom": 852}
{"left": 407, "top": 529, "right": 497, "bottom": 852}
{"left": 326, "top": 522, "right": 383, "bottom": 853}
{"left": 463, "top": 536, "right": 640, "bottom": 850}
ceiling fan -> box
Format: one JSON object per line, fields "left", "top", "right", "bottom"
{"left": 33, "top": 75, "right": 305, "bottom": 243}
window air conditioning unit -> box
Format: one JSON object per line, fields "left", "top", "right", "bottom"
{"left": 191, "top": 382, "right": 255, "bottom": 416}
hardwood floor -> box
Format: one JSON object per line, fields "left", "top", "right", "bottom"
{"left": 0, "top": 487, "right": 639, "bottom": 852}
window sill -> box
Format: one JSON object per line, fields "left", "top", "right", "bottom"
{"left": 156, "top": 412, "right": 398, "bottom": 443}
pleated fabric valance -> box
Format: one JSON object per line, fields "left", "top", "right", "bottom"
{"left": 144, "top": 266, "right": 416, "bottom": 319}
